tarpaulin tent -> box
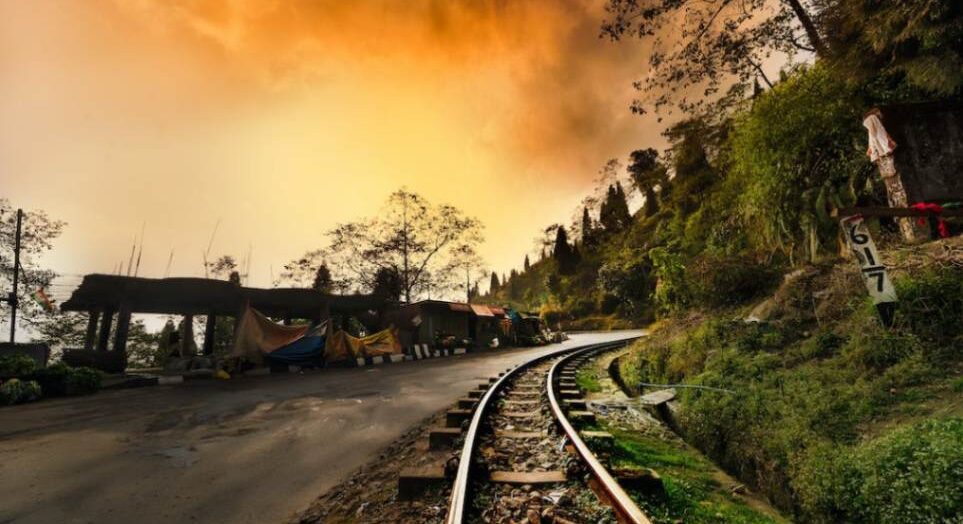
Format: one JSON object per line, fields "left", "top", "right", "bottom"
{"left": 267, "top": 322, "right": 327, "bottom": 366}
{"left": 323, "top": 326, "right": 402, "bottom": 363}
{"left": 231, "top": 307, "right": 310, "bottom": 363}
{"left": 323, "top": 328, "right": 357, "bottom": 363}
{"left": 356, "top": 327, "right": 402, "bottom": 357}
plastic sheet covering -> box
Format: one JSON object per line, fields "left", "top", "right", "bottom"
{"left": 324, "top": 326, "right": 402, "bottom": 362}
{"left": 231, "top": 307, "right": 310, "bottom": 363}
{"left": 268, "top": 323, "right": 327, "bottom": 366}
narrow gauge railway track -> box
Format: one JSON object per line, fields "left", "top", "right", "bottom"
{"left": 446, "top": 340, "right": 651, "bottom": 524}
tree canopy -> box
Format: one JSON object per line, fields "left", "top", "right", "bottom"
{"left": 0, "top": 199, "right": 65, "bottom": 329}
{"left": 327, "top": 189, "right": 483, "bottom": 302}
{"left": 602, "top": 0, "right": 827, "bottom": 115}
{"left": 627, "top": 148, "right": 668, "bottom": 217}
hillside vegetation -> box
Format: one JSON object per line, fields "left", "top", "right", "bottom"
{"left": 620, "top": 240, "right": 962, "bottom": 522}
{"left": 482, "top": 5, "right": 963, "bottom": 519}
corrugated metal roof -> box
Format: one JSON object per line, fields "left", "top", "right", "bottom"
{"left": 470, "top": 304, "right": 494, "bottom": 317}
{"left": 449, "top": 302, "right": 473, "bottom": 313}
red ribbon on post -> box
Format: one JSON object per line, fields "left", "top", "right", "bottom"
{"left": 910, "top": 202, "right": 949, "bottom": 238}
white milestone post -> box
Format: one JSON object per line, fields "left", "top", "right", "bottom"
{"left": 840, "top": 215, "right": 898, "bottom": 325}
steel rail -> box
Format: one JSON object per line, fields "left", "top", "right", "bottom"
{"left": 445, "top": 338, "right": 639, "bottom": 524}
{"left": 547, "top": 343, "right": 653, "bottom": 524}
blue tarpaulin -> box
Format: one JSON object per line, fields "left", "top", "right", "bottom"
{"left": 266, "top": 324, "right": 327, "bottom": 366}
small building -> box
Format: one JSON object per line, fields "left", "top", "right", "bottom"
{"left": 469, "top": 304, "right": 507, "bottom": 348}
{"left": 387, "top": 300, "right": 507, "bottom": 349}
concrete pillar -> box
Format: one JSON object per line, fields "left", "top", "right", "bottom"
{"left": 113, "top": 304, "right": 132, "bottom": 353}
{"left": 203, "top": 313, "right": 217, "bottom": 355}
{"left": 96, "top": 308, "right": 115, "bottom": 352}
{"left": 179, "top": 314, "right": 194, "bottom": 357}
{"left": 84, "top": 312, "right": 99, "bottom": 351}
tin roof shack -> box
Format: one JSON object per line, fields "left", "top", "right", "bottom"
{"left": 60, "top": 274, "right": 391, "bottom": 371}
{"left": 470, "top": 304, "right": 507, "bottom": 348}
{"left": 388, "top": 300, "right": 474, "bottom": 349}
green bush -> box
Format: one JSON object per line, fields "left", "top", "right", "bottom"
{"left": 31, "top": 362, "right": 71, "bottom": 396}
{"left": 0, "top": 378, "right": 42, "bottom": 405}
{"left": 540, "top": 306, "right": 566, "bottom": 329}
{"left": 686, "top": 252, "right": 781, "bottom": 307}
{"left": 0, "top": 354, "right": 39, "bottom": 379}
{"left": 843, "top": 329, "right": 922, "bottom": 371}
{"left": 801, "top": 331, "right": 846, "bottom": 359}
{"left": 728, "top": 63, "right": 870, "bottom": 264}
{"left": 894, "top": 268, "right": 963, "bottom": 349}
{"left": 66, "top": 367, "right": 102, "bottom": 395}
{"left": 30, "top": 363, "right": 102, "bottom": 397}
{"left": 649, "top": 247, "right": 690, "bottom": 314}
{"left": 795, "top": 418, "right": 963, "bottom": 523}
{"left": 854, "top": 418, "right": 963, "bottom": 522}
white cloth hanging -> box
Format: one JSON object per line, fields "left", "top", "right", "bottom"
{"left": 863, "top": 113, "right": 897, "bottom": 162}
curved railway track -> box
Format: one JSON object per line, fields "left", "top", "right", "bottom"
{"left": 445, "top": 340, "right": 652, "bottom": 524}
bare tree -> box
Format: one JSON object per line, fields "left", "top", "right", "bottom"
{"left": 277, "top": 249, "right": 325, "bottom": 288}
{"left": 327, "top": 189, "right": 483, "bottom": 303}
{"left": 446, "top": 242, "right": 487, "bottom": 303}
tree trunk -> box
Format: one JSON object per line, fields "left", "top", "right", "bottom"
{"left": 784, "top": 0, "right": 828, "bottom": 57}
{"left": 402, "top": 199, "right": 410, "bottom": 303}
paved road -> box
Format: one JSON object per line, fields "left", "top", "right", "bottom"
{"left": 0, "top": 331, "right": 642, "bottom": 524}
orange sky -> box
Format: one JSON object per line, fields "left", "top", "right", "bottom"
{"left": 1, "top": 0, "right": 664, "bottom": 298}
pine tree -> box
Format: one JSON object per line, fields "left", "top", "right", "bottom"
{"left": 523, "top": 255, "right": 530, "bottom": 271}
{"left": 372, "top": 267, "right": 403, "bottom": 301}
{"left": 599, "top": 183, "right": 631, "bottom": 232}
{"left": 312, "top": 263, "right": 333, "bottom": 293}
{"left": 613, "top": 181, "right": 631, "bottom": 227}
{"left": 581, "top": 207, "right": 593, "bottom": 245}
{"left": 489, "top": 271, "right": 500, "bottom": 291}
{"left": 508, "top": 269, "right": 520, "bottom": 299}
{"left": 553, "top": 226, "right": 577, "bottom": 274}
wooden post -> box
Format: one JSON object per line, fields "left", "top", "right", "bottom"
{"left": 180, "top": 314, "right": 194, "bottom": 357}
{"left": 97, "top": 308, "right": 115, "bottom": 352}
{"left": 203, "top": 313, "right": 216, "bottom": 355}
{"left": 113, "top": 303, "right": 132, "bottom": 353}
{"left": 864, "top": 109, "right": 926, "bottom": 242}
{"left": 84, "top": 312, "right": 99, "bottom": 351}
{"left": 875, "top": 155, "right": 923, "bottom": 241}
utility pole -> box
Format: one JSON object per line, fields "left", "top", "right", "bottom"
{"left": 6, "top": 209, "right": 23, "bottom": 343}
